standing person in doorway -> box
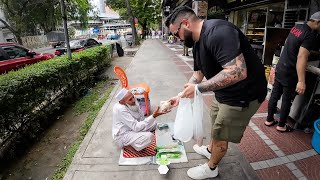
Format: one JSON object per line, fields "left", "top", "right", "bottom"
{"left": 165, "top": 6, "right": 267, "bottom": 179}
{"left": 265, "top": 11, "right": 320, "bottom": 132}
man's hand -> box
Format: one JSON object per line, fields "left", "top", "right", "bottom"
{"left": 296, "top": 81, "right": 306, "bottom": 95}
{"left": 181, "top": 83, "right": 196, "bottom": 98}
{"left": 152, "top": 106, "right": 170, "bottom": 118}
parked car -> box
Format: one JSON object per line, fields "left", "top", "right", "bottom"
{"left": 54, "top": 38, "right": 102, "bottom": 56}
{"left": 0, "top": 42, "right": 54, "bottom": 74}
{"left": 106, "top": 33, "right": 120, "bottom": 40}
{"left": 46, "top": 31, "right": 65, "bottom": 48}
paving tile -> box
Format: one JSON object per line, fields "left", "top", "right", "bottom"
{"left": 255, "top": 130, "right": 265, "bottom": 135}
{"left": 286, "top": 162, "right": 297, "bottom": 171}
{"left": 250, "top": 162, "right": 262, "bottom": 170}
{"left": 177, "top": 65, "right": 192, "bottom": 72}
{"left": 266, "top": 159, "right": 277, "bottom": 167}
{"left": 298, "top": 177, "right": 308, "bottom": 180}
{"left": 251, "top": 117, "right": 313, "bottom": 155}
{"left": 287, "top": 155, "right": 297, "bottom": 162}
{"left": 238, "top": 128, "right": 277, "bottom": 162}
{"left": 256, "top": 165, "right": 296, "bottom": 180}
{"left": 251, "top": 126, "right": 259, "bottom": 131}
{"left": 258, "top": 161, "right": 269, "bottom": 169}
{"left": 295, "top": 153, "right": 320, "bottom": 180}
{"left": 280, "top": 156, "right": 290, "bottom": 164}
{"left": 259, "top": 134, "right": 270, "bottom": 140}
{"left": 269, "top": 145, "right": 279, "bottom": 151}
{"left": 274, "top": 150, "right": 285, "bottom": 157}
{"left": 292, "top": 169, "right": 304, "bottom": 178}
{"left": 256, "top": 100, "right": 268, "bottom": 113}
{"left": 299, "top": 152, "right": 308, "bottom": 159}
{"left": 264, "top": 139, "right": 274, "bottom": 145}
{"left": 183, "top": 72, "right": 193, "bottom": 80}
{"left": 304, "top": 149, "right": 317, "bottom": 157}
{"left": 293, "top": 153, "right": 304, "bottom": 160}
{"left": 274, "top": 157, "right": 284, "bottom": 165}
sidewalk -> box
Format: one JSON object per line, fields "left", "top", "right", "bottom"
{"left": 63, "top": 39, "right": 259, "bottom": 180}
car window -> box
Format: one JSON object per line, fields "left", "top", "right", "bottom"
{"left": 2, "top": 45, "right": 28, "bottom": 59}
{"left": 87, "top": 39, "right": 98, "bottom": 46}
{"left": 68, "top": 40, "right": 81, "bottom": 47}
{"left": 0, "top": 53, "right": 6, "bottom": 61}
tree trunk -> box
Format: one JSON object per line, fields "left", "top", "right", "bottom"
{"left": 124, "top": 0, "right": 138, "bottom": 46}
{"left": 16, "top": 35, "right": 23, "bottom": 45}
{"left": 142, "top": 23, "right": 147, "bottom": 39}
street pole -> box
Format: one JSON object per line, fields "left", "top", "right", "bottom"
{"left": 60, "top": 0, "right": 72, "bottom": 59}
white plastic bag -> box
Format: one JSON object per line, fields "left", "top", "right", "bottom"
{"left": 174, "top": 98, "right": 193, "bottom": 142}
{"left": 193, "top": 85, "right": 204, "bottom": 146}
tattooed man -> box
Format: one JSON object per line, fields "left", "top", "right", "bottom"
{"left": 166, "top": 6, "right": 267, "bottom": 179}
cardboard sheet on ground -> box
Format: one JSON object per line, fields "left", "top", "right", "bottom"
{"left": 118, "top": 122, "right": 188, "bottom": 165}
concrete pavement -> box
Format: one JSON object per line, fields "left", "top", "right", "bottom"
{"left": 63, "top": 39, "right": 258, "bottom": 180}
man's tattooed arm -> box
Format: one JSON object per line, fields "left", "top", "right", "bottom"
{"left": 198, "top": 53, "right": 247, "bottom": 92}
{"left": 188, "top": 70, "right": 204, "bottom": 84}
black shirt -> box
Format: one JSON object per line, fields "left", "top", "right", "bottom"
{"left": 193, "top": 20, "right": 267, "bottom": 107}
{"left": 276, "top": 23, "right": 318, "bottom": 87}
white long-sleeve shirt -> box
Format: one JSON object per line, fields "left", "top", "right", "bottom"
{"left": 112, "top": 102, "right": 156, "bottom": 139}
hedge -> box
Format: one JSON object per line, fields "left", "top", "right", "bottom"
{"left": 0, "top": 45, "right": 112, "bottom": 161}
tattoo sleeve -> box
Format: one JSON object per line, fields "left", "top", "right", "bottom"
{"left": 198, "top": 53, "right": 247, "bottom": 93}
{"left": 188, "top": 71, "right": 203, "bottom": 84}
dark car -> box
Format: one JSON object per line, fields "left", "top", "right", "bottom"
{"left": 0, "top": 42, "right": 54, "bottom": 74}
{"left": 54, "top": 38, "right": 102, "bottom": 56}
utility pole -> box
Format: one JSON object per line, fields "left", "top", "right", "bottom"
{"left": 60, "top": 0, "right": 72, "bottom": 59}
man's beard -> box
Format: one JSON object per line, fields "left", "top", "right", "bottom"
{"left": 184, "top": 29, "right": 195, "bottom": 48}
{"left": 126, "top": 100, "right": 140, "bottom": 112}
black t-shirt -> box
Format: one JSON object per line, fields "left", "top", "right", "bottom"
{"left": 193, "top": 20, "right": 267, "bottom": 107}
{"left": 276, "top": 23, "right": 318, "bottom": 87}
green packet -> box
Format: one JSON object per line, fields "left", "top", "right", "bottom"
{"left": 156, "top": 152, "right": 181, "bottom": 159}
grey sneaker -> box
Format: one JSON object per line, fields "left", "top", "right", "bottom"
{"left": 193, "top": 144, "right": 211, "bottom": 159}
{"left": 187, "top": 163, "right": 218, "bottom": 179}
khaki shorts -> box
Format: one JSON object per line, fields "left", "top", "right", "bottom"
{"left": 210, "top": 97, "right": 261, "bottom": 143}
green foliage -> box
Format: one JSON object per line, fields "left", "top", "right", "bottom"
{"left": 107, "top": 0, "right": 162, "bottom": 30}
{"left": 0, "top": 45, "right": 112, "bottom": 162}
{"left": 51, "top": 81, "right": 114, "bottom": 180}
{"left": 68, "top": 26, "right": 76, "bottom": 39}
{"left": 0, "top": 0, "right": 92, "bottom": 39}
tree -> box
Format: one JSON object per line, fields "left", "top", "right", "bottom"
{"left": 0, "top": 0, "right": 37, "bottom": 44}
{"left": 0, "top": 0, "right": 91, "bottom": 44}
{"left": 124, "top": 0, "right": 138, "bottom": 45}
{"left": 107, "top": 0, "right": 161, "bottom": 42}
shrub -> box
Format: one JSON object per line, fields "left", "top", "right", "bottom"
{"left": 0, "top": 45, "right": 112, "bottom": 162}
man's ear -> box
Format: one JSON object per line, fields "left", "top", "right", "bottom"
{"left": 119, "top": 100, "right": 124, "bottom": 105}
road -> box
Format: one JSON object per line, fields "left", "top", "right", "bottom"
{"left": 35, "top": 37, "right": 128, "bottom": 55}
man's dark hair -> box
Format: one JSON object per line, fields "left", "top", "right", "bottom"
{"left": 165, "top": 6, "right": 197, "bottom": 28}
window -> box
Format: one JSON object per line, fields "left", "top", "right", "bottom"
{"left": 2, "top": 46, "right": 28, "bottom": 59}
{"left": 0, "top": 54, "right": 6, "bottom": 61}
{"left": 87, "top": 39, "right": 98, "bottom": 47}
